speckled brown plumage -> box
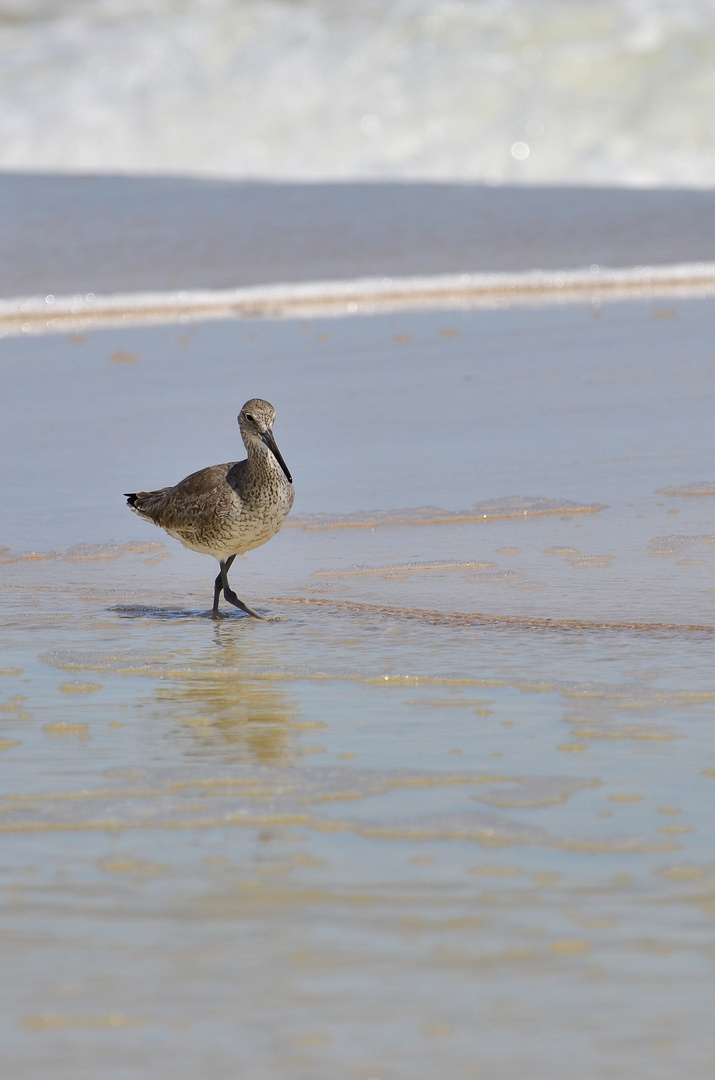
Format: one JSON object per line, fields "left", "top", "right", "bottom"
{"left": 125, "top": 399, "right": 294, "bottom": 618}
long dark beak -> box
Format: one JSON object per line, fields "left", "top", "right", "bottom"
{"left": 261, "top": 428, "right": 293, "bottom": 483}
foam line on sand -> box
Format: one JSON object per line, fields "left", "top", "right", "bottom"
{"left": 2, "top": 261, "right": 715, "bottom": 336}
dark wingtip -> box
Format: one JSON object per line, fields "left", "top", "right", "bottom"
{"left": 125, "top": 493, "right": 138, "bottom": 507}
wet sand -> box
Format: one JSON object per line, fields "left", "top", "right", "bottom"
{"left": 2, "top": 294, "right": 715, "bottom": 1078}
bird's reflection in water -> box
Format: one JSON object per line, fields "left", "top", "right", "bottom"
{"left": 156, "top": 622, "right": 299, "bottom": 765}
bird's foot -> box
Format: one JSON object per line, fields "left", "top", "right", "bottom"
{"left": 223, "top": 587, "right": 265, "bottom": 620}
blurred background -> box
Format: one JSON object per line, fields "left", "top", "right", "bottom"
{"left": 2, "top": 0, "right": 714, "bottom": 186}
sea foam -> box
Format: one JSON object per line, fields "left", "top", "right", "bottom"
{"left": 2, "top": 0, "right": 715, "bottom": 185}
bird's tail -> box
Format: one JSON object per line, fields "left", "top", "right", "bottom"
{"left": 125, "top": 492, "right": 155, "bottom": 517}
{"left": 124, "top": 489, "right": 170, "bottom": 523}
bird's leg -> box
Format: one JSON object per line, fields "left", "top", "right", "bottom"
{"left": 212, "top": 555, "right": 235, "bottom": 614}
{"left": 217, "top": 555, "right": 264, "bottom": 619}
{"left": 212, "top": 572, "right": 223, "bottom": 614}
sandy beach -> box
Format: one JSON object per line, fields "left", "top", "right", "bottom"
{"left": 5, "top": 0, "right": 715, "bottom": 1071}
{"left": 2, "top": 176, "right": 715, "bottom": 1077}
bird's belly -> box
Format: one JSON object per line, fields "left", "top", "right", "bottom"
{"left": 166, "top": 498, "right": 291, "bottom": 561}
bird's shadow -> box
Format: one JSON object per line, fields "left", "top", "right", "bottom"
{"left": 110, "top": 604, "right": 260, "bottom": 622}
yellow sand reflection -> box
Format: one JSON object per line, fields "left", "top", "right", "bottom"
{"left": 154, "top": 629, "right": 299, "bottom": 764}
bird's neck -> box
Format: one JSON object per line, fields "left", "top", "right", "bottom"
{"left": 246, "top": 442, "right": 281, "bottom": 475}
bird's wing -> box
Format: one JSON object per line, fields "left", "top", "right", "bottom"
{"left": 127, "top": 462, "right": 240, "bottom": 531}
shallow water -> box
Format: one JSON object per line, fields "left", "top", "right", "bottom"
{"left": 8, "top": 176, "right": 715, "bottom": 305}
{"left": 2, "top": 299, "right": 715, "bottom": 1078}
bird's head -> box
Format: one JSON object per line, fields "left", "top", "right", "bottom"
{"left": 238, "top": 399, "right": 292, "bottom": 483}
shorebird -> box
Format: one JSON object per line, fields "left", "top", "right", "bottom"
{"left": 125, "top": 399, "right": 294, "bottom": 618}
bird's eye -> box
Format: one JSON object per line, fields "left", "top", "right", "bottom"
{"left": 245, "top": 414, "right": 255, "bottom": 422}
